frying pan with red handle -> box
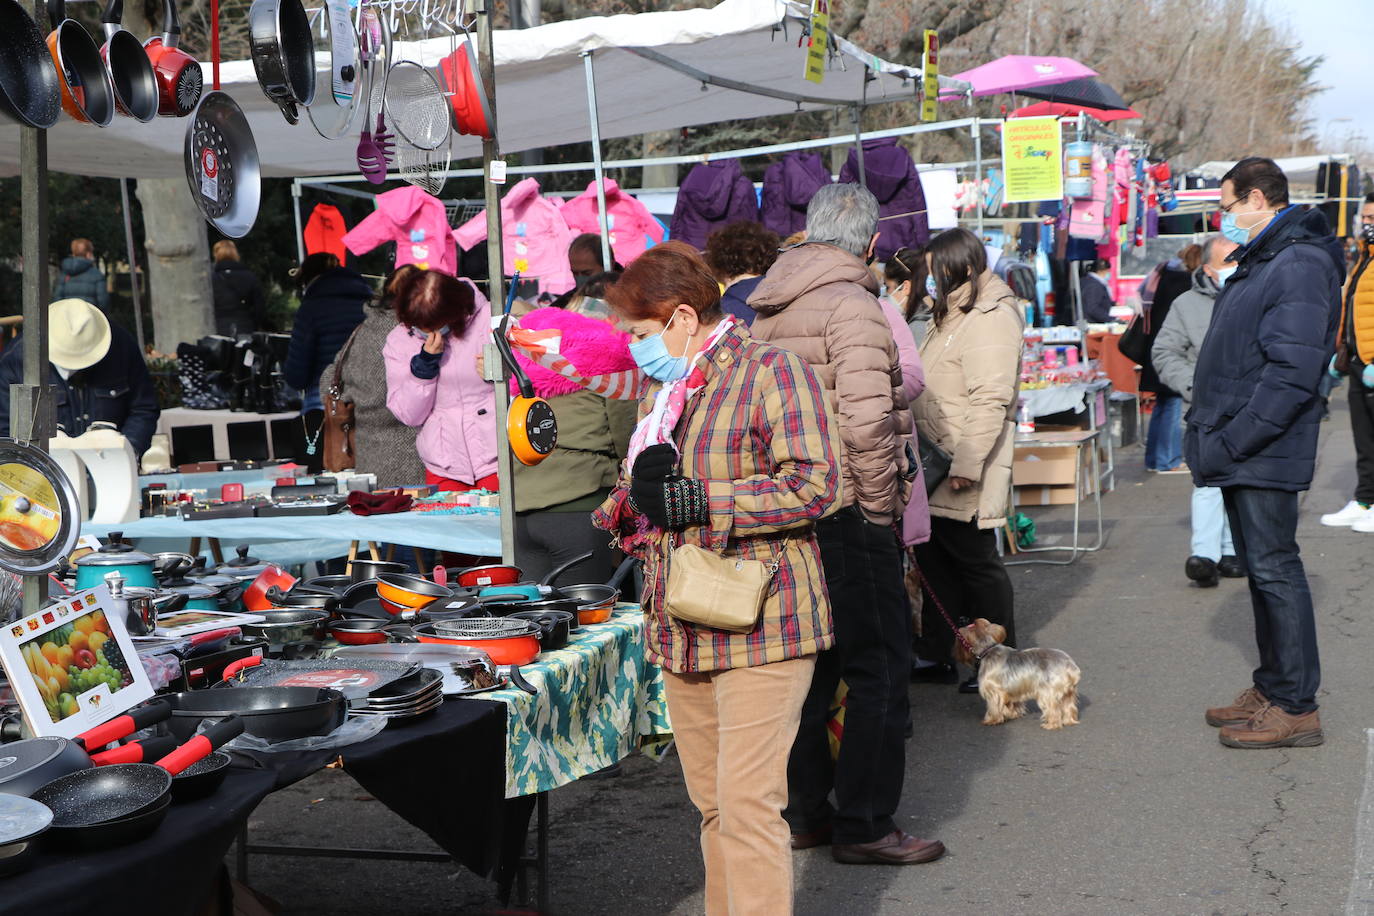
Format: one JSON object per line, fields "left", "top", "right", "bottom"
{"left": 154, "top": 716, "right": 245, "bottom": 775}
{"left": 90, "top": 735, "right": 179, "bottom": 766}
{"left": 73, "top": 699, "right": 172, "bottom": 751}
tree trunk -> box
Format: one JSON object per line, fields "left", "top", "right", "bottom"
{"left": 640, "top": 130, "right": 678, "bottom": 190}
{"left": 136, "top": 178, "right": 214, "bottom": 353}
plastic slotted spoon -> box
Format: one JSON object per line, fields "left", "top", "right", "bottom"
{"left": 354, "top": 5, "right": 388, "bottom": 183}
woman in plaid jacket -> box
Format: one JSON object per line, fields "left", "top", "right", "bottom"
{"left": 593, "top": 242, "right": 841, "bottom": 915}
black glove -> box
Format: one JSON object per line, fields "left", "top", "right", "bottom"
{"left": 632, "top": 444, "right": 678, "bottom": 482}
{"left": 629, "top": 445, "right": 708, "bottom": 529}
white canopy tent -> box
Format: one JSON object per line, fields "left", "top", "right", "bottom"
{"left": 0, "top": 0, "right": 970, "bottom": 179}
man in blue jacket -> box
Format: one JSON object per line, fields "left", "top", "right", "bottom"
{"left": 1189, "top": 158, "right": 1344, "bottom": 749}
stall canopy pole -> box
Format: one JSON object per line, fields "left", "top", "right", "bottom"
{"left": 972, "top": 116, "right": 984, "bottom": 237}
{"left": 119, "top": 179, "right": 146, "bottom": 354}
{"left": 478, "top": 0, "right": 514, "bottom": 564}
{"left": 17, "top": 101, "right": 51, "bottom": 612}
{"left": 582, "top": 51, "right": 613, "bottom": 273}
{"left": 851, "top": 106, "right": 866, "bottom": 185}
{"left": 291, "top": 181, "right": 306, "bottom": 264}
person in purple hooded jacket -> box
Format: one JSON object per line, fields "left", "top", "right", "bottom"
{"left": 839, "top": 138, "right": 930, "bottom": 261}
{"left": 670, "top": 159, "right": 760, "bottom": 250}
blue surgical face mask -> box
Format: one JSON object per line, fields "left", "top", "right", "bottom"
{"left": 629, "top": 311, "right": 690, "bottom": 382}
{"left": 1215, "top": 265, "right": 1237, "bottom": 288}
{"left": 925, "top": 275, "right": 939, "bottom": 299}
{"left": 1220, "top": 207, "right": 1274, "bottom": 246}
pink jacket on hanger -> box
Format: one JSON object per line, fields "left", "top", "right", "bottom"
{"left": 559, "top": 178, "right": 665, "bottom": 266}
{"left": 383, "top": 293, "right": 497, "bottom": 486}
{"left": 453, "top": 178, "right": 576, "bottom": 295}
{"left": 343, "top": 186, "right": 457, "bottom": 274}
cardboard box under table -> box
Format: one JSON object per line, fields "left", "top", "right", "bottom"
{"left": 1007, "top": 429, "right": 1106, "bottom": 565}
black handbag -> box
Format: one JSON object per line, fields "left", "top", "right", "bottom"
{"left": 917, "top": 431, "right": 952, "bottom": 496}
{"left": 1116, "top": 312, "right": 1152, "bottom": 365}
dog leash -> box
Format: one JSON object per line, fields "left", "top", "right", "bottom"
{"left": 910, "top": 558, "right": 997, "bottom": 661}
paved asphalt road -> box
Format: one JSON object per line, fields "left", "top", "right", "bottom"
{"left": 234, "top": 397, "right": 1374, "bottom": 915}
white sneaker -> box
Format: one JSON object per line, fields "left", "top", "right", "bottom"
{"left": 1353, "top": 511, "right": 1374, "bottom": 533}
{"left": 1321, "top": 500, "right": 1372, "bottom": 527}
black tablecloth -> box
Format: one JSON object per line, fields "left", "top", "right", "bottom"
{"left": 2, "top": 699, "right": 511, "bottom": 916}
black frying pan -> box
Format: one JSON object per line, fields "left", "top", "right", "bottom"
{"left": 45, "top": 792, "right": 170, "bottom": 851}
{"left": 99, "top": 0, "right": 157, "bottom": 121}
{"left": 170, "top": 751, "right": 232, "bottom": 802}
{"left": 248, "top": 0, "right": 315, "bottom": 124}
{"left": 0, "top": 0, "right": 60, "bottom": 127}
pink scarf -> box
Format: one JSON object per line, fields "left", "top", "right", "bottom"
{"left": 626, "top": 317, "right": 737, "bottom": 465}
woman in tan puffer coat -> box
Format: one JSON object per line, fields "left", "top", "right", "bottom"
{"left": 909, "top": 229, "right": 1024, "bottom": 689}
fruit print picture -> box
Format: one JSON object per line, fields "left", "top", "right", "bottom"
{"left": 18, "top": 607, "right": 132, "bottom": 724}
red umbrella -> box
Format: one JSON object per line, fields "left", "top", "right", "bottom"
{"left": 1012, "top": 100, "right": 1142, "bottom": 122}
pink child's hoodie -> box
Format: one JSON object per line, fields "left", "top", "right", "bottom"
{"left": 343, "top": 186, "right": 458, "bottom": 274}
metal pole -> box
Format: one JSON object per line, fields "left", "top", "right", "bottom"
{"left": 972, "top": 116, "right": 984, "bottom": 237}
{"left": 851, "top": 106, "right": 866, "bottom": 186}
{"left": 119, "top": 179, "right": 146, "bottom": 354}
{"left": 582, "top": 51, "right": 613, "bottom": 272}
{"left": 291, "top": 180, "right": 306, "bottom": 264}
{"left": 477, "top": 0, "right": 514, "bottom": 565}
{"left": 17, "top": 114, "right": 51, "bottom": 613}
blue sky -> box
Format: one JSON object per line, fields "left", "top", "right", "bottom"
{"left": 1263, "top": 0, "right": 1374, "bottom": 150}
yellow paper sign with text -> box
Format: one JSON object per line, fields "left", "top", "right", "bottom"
{"left": 1003, "top": 116, "right": 1064, "bottom": 203}
{"left": 805, "top": 0, "right": 829, "bottom": 84}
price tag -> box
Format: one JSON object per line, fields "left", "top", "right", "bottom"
{"left": 490, "top": 160, "right": 507, "bottom": 184}
{"left": 199, "top": 147, "right": 219, "bottom": 203}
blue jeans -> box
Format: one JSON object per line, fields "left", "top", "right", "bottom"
{"left": 1190, "top": 486, "right": 1234, "bottom": 560}
{"left": 1146, "top": 393, "right": 1184, "bottom": 470}
{"left": 1222, "top": 486, "right": 1320, "bottom": 714}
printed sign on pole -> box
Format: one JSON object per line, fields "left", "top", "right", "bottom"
{"left": 1002, "top": 116, "right": 1064, "bottom": 203}
{"left": 805, "top": 0, "right": 829, "bottom": 85}
{"left": 920, "top": 30, "right": 939, "bottom": 122}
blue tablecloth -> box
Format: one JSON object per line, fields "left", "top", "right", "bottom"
{"left": 83, "top": 510, "right": 501, "bottom": 558}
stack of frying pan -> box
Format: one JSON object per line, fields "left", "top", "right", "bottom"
{"left": 349, "top": 667, "right": 444, "bottom": 720}
{"left": 0, "top": 701, "right": 244, "bottom": 852}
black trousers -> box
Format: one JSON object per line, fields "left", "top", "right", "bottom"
{"left": 1349, "top": 380, "right": 1374, "bottom": 506}
{"left": 785, "top": 506, "right": 910, "bottom": 845}
{"left": 1223, "top": 486, "right": 1321, "bottom": 714}
{"left": 912, "top": 516, "right": 1016, "bottom": 664}
{"left": 513, "top": 509, "right": 618, "bottom": 585}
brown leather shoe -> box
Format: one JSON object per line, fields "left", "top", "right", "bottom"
{"left": 832, "top": 830, "right": 946, "bottom": 865}
{"left": 1205, "top": 686, "right": 1267, "bottom": 727}
{"left": 1219, "top": 703, "right": 1323, "bottom": 749}
{"left": 790, "top": 824, "right": 832, "bottom": 850}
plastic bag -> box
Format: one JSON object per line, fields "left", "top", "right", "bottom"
{"left": 220, "top": 715, "right": 387, "bottom": 753}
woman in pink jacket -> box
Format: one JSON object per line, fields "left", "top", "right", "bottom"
{"left": 383, "top": 270, "right": 498, "bottom": 491}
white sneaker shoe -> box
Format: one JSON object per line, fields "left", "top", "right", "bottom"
{"left": 1353, "top": 511, "right": 1374, "bottom": 533}
{"left": 1321, "top": 500, "right": 1372, "bottom": 527}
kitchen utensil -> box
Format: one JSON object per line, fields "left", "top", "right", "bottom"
{"left": 43, "top": 792, "right": 168, "bottom": 851}
{"left": 475, "top": 551, "right": 596, "bottom": 602}
{"left": 508, "top": 610, "right": 572, "bottom": 651}
{"left": 338, "top": 585, "right": 382, "bottom": 611}
{"left": 219, "top": 544, "right": 274, "bottom": 581}
{"left": 456, "top": 563, "right": 522, "bottom": 589}
{"left": 169, "top": 750, "right": 231, "bottom": 802}
{"left": 32, "top": 763, "right": 170, "bottom": 826}
{"left": 437, "top": 33, "right": 492, "bottom": 139}
{"left": 0, "top": 794, "right": 51, "bottom": 876}
{"left": 103, "top": 572, "right": 158, "bottom": 635}
{"left": 266, "top": 589, "right": 338, "bottom": 613}
{"left": 383, "top": 60, "right": 448, "bottom": 151}
{"left": 411, "top": 619, "right": 540, "bottom": 666}
{"left": 376, "top": 572, "right": 452, "bottom": 609}
{"left": 248, "top": 0, "right": 315, "bottom": 124}
{"left": 72, "top": 699, "right": 172, "bottom": 752}
{"left": 238, "top": 609, "right": 327, "bottom": 647}
{"left": 348, "top": 558, "right": 404, "bottom": 583}
{"left": 0, "top": 0, "right": 60, "bottom": 128}
{"left": 74, "top": 530, "right": 156, "bottom": 589}
{"left": 220, "top": 656, "right": 417, "bottom": 699}
{"left": 306, "top": 0, "right": 359, "bottom": 139}
{"left": 354, "top": 5, "right": 390, "bottom": 183}
{"left": 88, "top": 735, "right": 178, "bottom": 766}
{"left": 45, "top": 0, "right": 115, "bottom": 126}
{"left": 496, "top": 308, "right": 557, "bottom": 467}
{"left": 163, "top": 686, "right": 345, "bottom": 741}
{"left": 0, "top": 736, "right": 91, "bottom": 797}
{"left": 184, "top": 90, "right": 261, "bottom": 239}
{"left": 295, "top": 574, "right": 353, "bottom": 596}
{"left": 560, "top": 555, "right": 637, "bottom": 623}
{"left": 152, "top": 551, "right": 194, "bottom": 578}
{"left": 242, "top": 563, "right": 298, "bottom": 612}
{"left": 332, "top": 642, "right": 503, "bottom": 695}
{"left": 142, "top": 0, "right": 201, "bottom": 117}
{"left": 328, "top": 618, "right": 401, "bottom": 645}
{"left": 98, "top": 0, "right": 156, "bottom": 121}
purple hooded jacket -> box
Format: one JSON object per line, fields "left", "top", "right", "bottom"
{"left": 761, "top": 151, "right": 832, "bottom": 238}
{"left": 839, "top": 138, "right": 930, "bottom": 261}
{"left": 670, "top": 160, "right": 759, "bottom": 250}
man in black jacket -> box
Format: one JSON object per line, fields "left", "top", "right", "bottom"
{"left": 211, "top": 240, "right": 268, "bottom": 337}
{"left": 0, "top": 299, "right": 160, "bottom": 455}
{"left": 1188, "top": 158, "right": 1344, "bottom": 750}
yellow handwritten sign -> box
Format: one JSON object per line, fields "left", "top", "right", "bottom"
{"left": 920, "top": 30, "right": 938, "bottom": 122}
{"left": 805, "top": 0, "right": 829, "bottom": 85}
{"left": 1002, "top": 116, "right": 1064, "bottom": 203}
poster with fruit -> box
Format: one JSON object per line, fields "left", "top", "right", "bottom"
{"left": 0, "top": 585, "right": 154, "bottom": 738}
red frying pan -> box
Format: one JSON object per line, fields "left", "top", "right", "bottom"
{"left": 143, "top": 0, "right": 202, "bottom": 117}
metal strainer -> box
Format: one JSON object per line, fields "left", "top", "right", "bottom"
{"left": 383, "top": 60, "right": 450, "bottom": 151}
{"left": 432, "top": 618, "right": 538, "bottom": 638}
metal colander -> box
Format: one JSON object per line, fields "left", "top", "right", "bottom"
{"left": 432, "top": 618, "right": 538, "bottom": 638}
{"left": 383, "top": 61, "right": 451, "bottom": 151}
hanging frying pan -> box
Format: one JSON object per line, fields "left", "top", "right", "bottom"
{"left": 184, "top": 91, "right": 261, "bottom": 239}
{"left": 248, "top": 0, "right": 316, "bottom": 125}
{"left": 495, "top": 310, "right": 556, "bottom": 467}
{"left": 143, "top": 0, "right": 202, "bottom": 118}
{"left": 99, "top": 0, "right": 157, "bottom": 121}
{"left": 437, "top": 33, "right": 493, "bottom": 139}
{"left": 0, "top": 0, "right": 61, "bottom": 128}
{"left": 45, "top": 0, "right": 116, "bottom": 126}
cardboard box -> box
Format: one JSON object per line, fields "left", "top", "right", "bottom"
{"left": 1012, "top": 446, "right": 1079, "bottom": 486}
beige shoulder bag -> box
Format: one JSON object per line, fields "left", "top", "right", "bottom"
{"left": 663, "top": 537, "right": 784, "bottom": 633}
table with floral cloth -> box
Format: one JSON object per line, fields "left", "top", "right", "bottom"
{"left": 468, "top": 604, "right": 670, "bottom": 798}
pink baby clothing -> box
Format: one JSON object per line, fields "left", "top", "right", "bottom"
{"left": 453, "top": 178, "right": 575, "bottom": 295}
{"left": 559, "top": 179, "right": 665, "bottom": 266}
{"left": 343, "top": 186, "right": 457, "bottom": 274}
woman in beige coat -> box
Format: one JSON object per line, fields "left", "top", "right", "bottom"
{"left": 909, "top": 228, "right": 1024, "bottom": 690}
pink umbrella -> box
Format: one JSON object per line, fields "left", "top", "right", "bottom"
{"left": 939, "top": 55, "right": 1097, "bottom": 99}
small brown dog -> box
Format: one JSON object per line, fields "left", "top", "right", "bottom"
{"left": 954, "top": 618, "right": 1081, "bottom": 730}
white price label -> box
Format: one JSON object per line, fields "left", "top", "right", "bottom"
{"left": 490, "top": 160, "right": 507, "bottom": 184}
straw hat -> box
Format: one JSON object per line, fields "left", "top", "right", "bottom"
{"left": 48, "top": 299, "right": 112, "bottom": 371}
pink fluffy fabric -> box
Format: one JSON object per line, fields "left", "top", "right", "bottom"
{"left": 510, "top": 307, "right": 638, "bottom": 398}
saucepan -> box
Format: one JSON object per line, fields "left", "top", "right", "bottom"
{"left": 46, "top": 0, "right": 116, "bottom": 126}
{"left": 248, "top": 0, "right": 315, "bottom": 124}
{"left": 471, "top": 551, "right": 597, "bottom": 602}
{"left": 143, "top": 0, "right": 201, "bottom": 117}
{"left": 99, "top": 0, "right": 157, "bottom": 121}
{"left": 0, "top": 0, "right": 60, "bottom": 128}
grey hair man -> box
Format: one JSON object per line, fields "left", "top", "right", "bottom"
{"left": 748, "top": 185, "right": 944, "bottom": 866}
